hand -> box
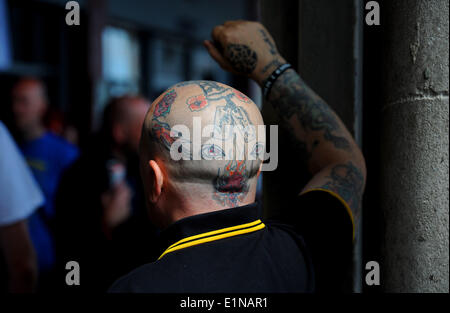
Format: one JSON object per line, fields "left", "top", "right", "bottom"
{"left": 101, "top": 182, "right": 132, "bottom": 231}
{"left": 204, "top": 20, "right": 286, "bottom": 85}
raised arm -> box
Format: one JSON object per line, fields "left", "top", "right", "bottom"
{"left": 204, "top": 21, "right": 366, "bottom": 228}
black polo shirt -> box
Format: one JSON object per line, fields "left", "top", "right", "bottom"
{"left": 109, "top": 189, "right": 354, "bottom": 293}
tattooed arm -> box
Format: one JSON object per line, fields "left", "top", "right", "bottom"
{"left": 267, "top": 69, "right": 366, "bottom": 224}
{"left": 205, "top": 21, "right": 366, "bottom": 227}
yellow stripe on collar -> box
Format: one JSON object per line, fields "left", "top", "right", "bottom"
{"left": 158, "top": 219, "right": 265, "bottom": 260}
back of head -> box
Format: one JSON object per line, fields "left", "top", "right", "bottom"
{"left": 101, "top": 95, "right": 150, "bottom": 153}
{"left": 140, "top": 80, "right": 265, "bottom": 209}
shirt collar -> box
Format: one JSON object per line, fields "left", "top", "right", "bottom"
{"left": 157, "top": 202, "right": 261, "bottom": 258}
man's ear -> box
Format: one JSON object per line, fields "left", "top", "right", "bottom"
{"left": 148, "top": 160, "right": 164, "bottom": 203}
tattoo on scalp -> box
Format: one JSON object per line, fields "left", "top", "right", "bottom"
{"left": 320, "top": 161, "right": 364, "bottom": 223}
{"left": 212, "top": 160, "right": 249, "bottom": 207}
{"left": 153, "top": 89, "right": 176, "bottom": 119}
{"left": 225, "top": 44, "right": 258, "bottom": 75}
{"left": 177, "top": 80, "right": 255, "bottom": 143}
{"left": 150, "top": 89, "right": 179, "bottom": 149}
{"left": 151, "top": 120, "right": 175, "bottom": 151}
{"left": 176, "top": 81, "right": 256, "bottom": 207}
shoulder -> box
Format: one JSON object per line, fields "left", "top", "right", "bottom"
{"left": 109, "top": 260, "right": 175, "bottom": 293}
{"left": 263, "top": 220, "right": 311, "bottom": 261}
{"left": 44, "top": 132, "right": 76, "bottom": 150}
{"left": 268, "top": 190, "right": 354, "bottom": 243}
{"left": 44, "top": 132, "right": 79, "bottom": 160}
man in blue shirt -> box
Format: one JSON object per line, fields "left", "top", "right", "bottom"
{"left": 11, "top": 78, "right": 79, "bottom": 289}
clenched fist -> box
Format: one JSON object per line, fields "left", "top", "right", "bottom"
{"left": 204, "top": 21, "right": 286, "bottom": 85}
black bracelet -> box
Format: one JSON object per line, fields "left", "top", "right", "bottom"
{"left": 262, "top": 63, "right": 293, "bottom": 99}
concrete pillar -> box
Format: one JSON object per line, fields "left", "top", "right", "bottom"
{"left": 381, "top": 0, "right": 449, "bottom": 292}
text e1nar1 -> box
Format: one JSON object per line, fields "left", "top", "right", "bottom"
{"left": 180, "top": 297, "right": 268, "bottom": 310}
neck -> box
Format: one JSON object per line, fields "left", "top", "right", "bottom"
{"left": 21, "top": 124, "right": 45, "bottom": 141}
{"left": 163, "top": 181, "right": 257, "bottom": 227}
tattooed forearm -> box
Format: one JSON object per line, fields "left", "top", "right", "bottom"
{"left": 267, "top": 69, "right": 352, "bottom": 163}
{"left": 319, "top": 161, "right": 364, "bottom": 223}
{"left": 267, "top": 68, "right": 365, "bottom": 224}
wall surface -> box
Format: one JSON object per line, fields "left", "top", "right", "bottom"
{"left": 381, "top": 0, "right": 449, "bottom": 292}
{"left": 41, "top": 0, "right": 247, "bottom": 41}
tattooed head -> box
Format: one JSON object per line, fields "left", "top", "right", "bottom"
{"left": 139, "top": 80, "right": 265, "bottom": 216}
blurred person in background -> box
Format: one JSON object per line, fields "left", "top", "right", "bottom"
{"left": 0, "top": 121, "right": 44, "bottom": 293}
{"left": 55, "top": 95, "right": 159, "bottom": 292}
{"left": 10, "top": 77, "right": 79, "bottom": 290}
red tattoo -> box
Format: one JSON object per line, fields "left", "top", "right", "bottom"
{"left": 153, "top": 89, "right": 177, "bottom": 118}
{"left": 187, "top": 95, "right": 208, "bottom": 111}
{"left": 213, "top": 160, "right": 249, "bottom": 207}
{"left": 234, "top": 90, "right": 251, "bottom": 103}
{"left": 152, "top": 121, "right": 175, "bottom": 150}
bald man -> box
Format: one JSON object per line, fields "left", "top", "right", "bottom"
{"left": 11, "top": 78, "right": 79, "bottom": 289}
{"left": 138, "top": 81, "right": 264, "bottom": 226}
{"left": 110, "top": 21, "right": 366, "bottom": 293}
